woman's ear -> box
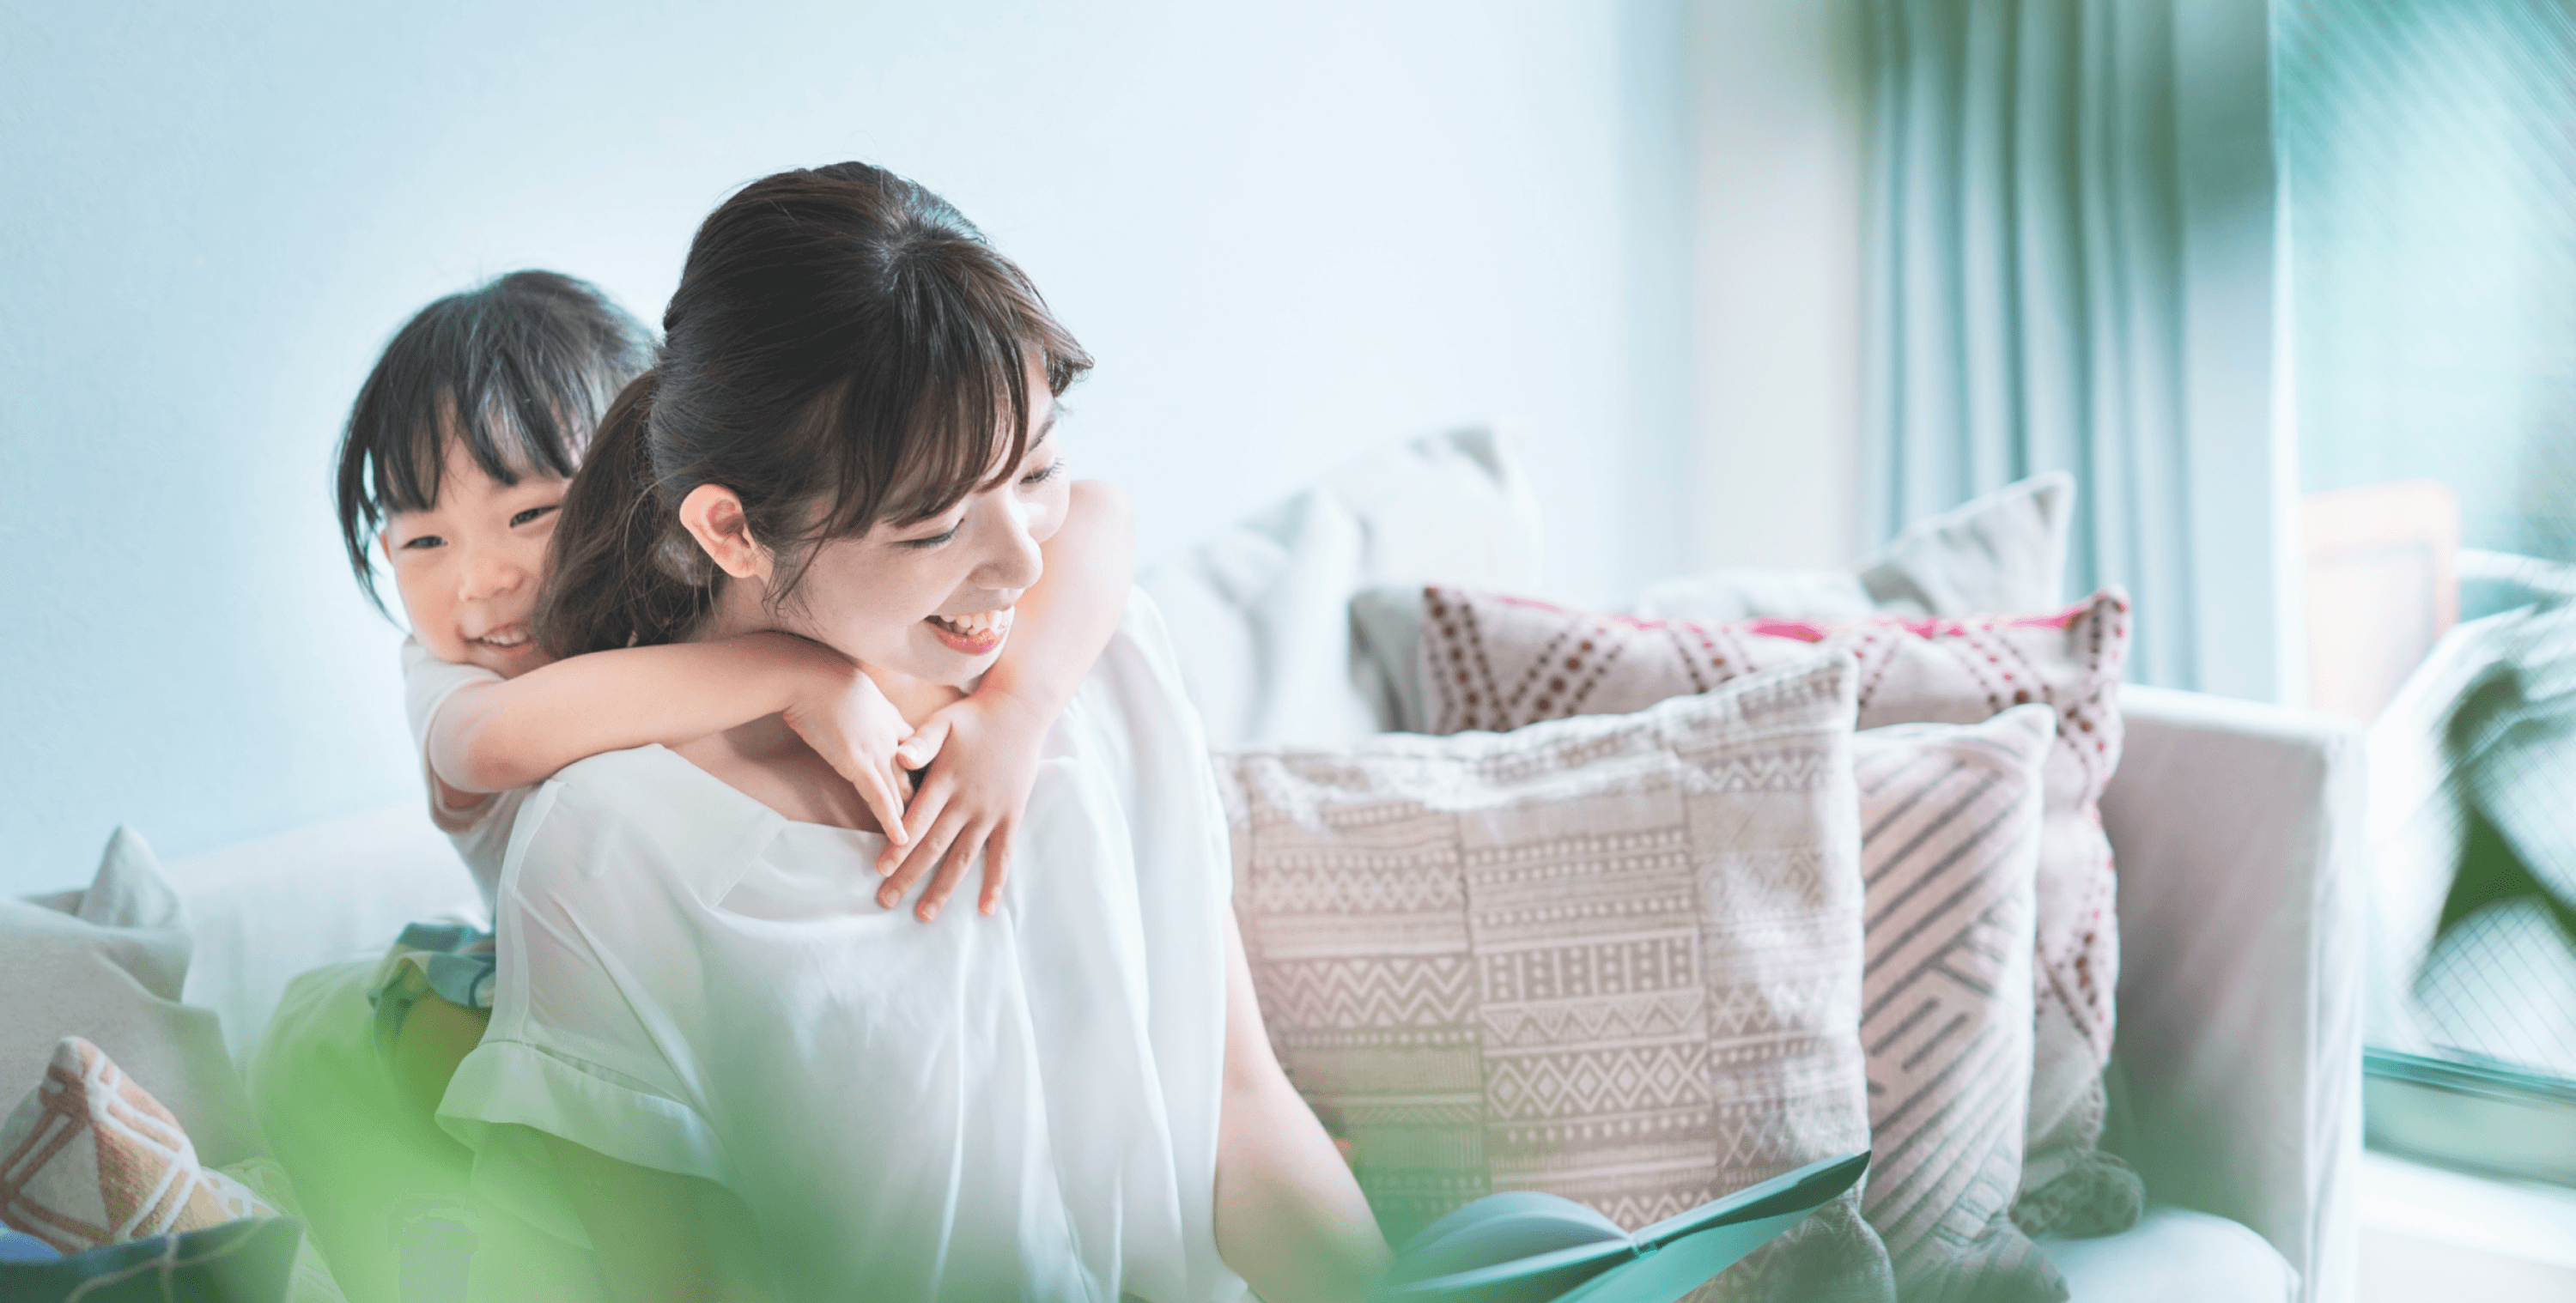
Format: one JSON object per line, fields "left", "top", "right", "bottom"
{"left": 678, "top": 484, "right": 771, "bottom": 582}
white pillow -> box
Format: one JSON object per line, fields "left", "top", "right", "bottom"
{"left": 1637, "top": 471, "right": 2074, "bottom": 621}
{"left": 0, "top": 828, "right": 268, "bottom": 1168}
{"left": 1140, "top": 427, "right": 1541, "bottom": 748}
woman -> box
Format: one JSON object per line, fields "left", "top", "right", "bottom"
{"left": 434, "top": 163, "right": 1388, "bottom": 1302}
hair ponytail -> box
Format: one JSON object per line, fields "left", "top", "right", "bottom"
{"left": 537, "top": 370, "right": 715, "bottom": 657}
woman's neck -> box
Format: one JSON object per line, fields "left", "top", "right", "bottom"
{"left": 678, "top": 581, "right": 967, "bottom": 832}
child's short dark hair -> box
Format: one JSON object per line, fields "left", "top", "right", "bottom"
{"left": 332, "top": 270, "right": 655, "bottom": 614}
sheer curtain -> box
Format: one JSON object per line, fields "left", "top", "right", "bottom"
{"left": 1862, "top": 0, "right": 2199, "bottom": 687}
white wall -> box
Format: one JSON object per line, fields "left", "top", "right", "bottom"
{"left": 1684, "top": 0, "right": 1870, "bottom": 572}
{"left": 0, "top": 0, "right": 1694, "bottom": 893}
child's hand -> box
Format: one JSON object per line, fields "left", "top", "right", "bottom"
{"left": 780, "top": 664, "right": 915, "bottom": 849}
{"left": 873, "top": 688, "right": 1054, "bottom": 921}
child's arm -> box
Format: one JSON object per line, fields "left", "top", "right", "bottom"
{"left": 428, "top": 633, "right": 914, "bottom": 844}
{"left": 876, "top": 480, "right": 1134, "bottom": 920}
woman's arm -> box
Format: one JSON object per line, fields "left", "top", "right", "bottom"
{"left": 877, "top": 480, "right": 1137, "bottom": 917}
{"left": 428, "top": 633, "right": 913, "bottom": 838}
{"left": 542, "top": 1133, "right": 771, "bottom": 1303}
{"left": 1213, "top": 910, "right": 1391, "bottom": 1302}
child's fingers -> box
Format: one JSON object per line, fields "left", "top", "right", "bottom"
{"left": 853, "top": 762, "right": 908, "bottom": 847}
{"left": 916, "top": 819, "right": 990, "bottom": 923}
{"left": 879, "top": 805, "right": 969, "bottom": 911}
{"left": 977, "top": 822, "right": 1016, "bottom": 917}
{"left": 896, "top": 717, "right": 952, "bottom": 772}
{"left": 880, "top": 776, "right": 951, "bottom": 876}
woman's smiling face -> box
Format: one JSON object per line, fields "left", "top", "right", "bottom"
{"left": 756, "top": 386, "right": 1072, "bottom": 687}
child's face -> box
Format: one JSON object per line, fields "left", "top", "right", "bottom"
{"left": 380, "top": 438, "right": 565, "bottom": 679}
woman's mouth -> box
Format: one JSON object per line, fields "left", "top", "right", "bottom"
{"left": 926, "top": 608, "right": 1012, "bottom": 656}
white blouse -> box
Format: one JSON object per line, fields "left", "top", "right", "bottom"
{"left": 437, "top": 592, "right": 1246, "bottom": 1302}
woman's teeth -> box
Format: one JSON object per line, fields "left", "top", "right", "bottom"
{"left": 927, "top": 608, "right": 1012, "bottom": 651}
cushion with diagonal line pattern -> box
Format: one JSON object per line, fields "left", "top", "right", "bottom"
{"left": 1855, "top": 708, "right": 2059, "bottom": 1302}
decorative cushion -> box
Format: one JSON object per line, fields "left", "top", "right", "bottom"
{"left": 1636, "top": 472, "right": 2075, "bottom": 623}
{"left": 1140, "top": 427, "right": 1542, "bottom": 748}
{"left": 0, "top": 1038, "right": 274, "bottom": 1253}
{"left": 0, "top": 830, "right": 266, "bottom": 1170}
{"left": 1852, "top": 711, "right": 2063, "bottom": 1302}
{"left": 1416, "top": 586, "right": 2142, "bottom": 1237}
{"left": 0, "top": 1215, "right": 306, "bottom": 1302}
{"left": 1221, "top": 654, "right": 1897, "bottom": 1303}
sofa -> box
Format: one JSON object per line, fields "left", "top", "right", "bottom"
{"left": 77, "top": 431, "right": 2364, "bottom": 1300}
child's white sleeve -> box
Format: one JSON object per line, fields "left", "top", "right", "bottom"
{"left": 400, "top": 637, "right": 509, "bottom": 835}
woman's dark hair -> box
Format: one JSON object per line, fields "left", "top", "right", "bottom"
{"left": 331, "top": 270, "right": 655, "bottom": 614}
{"left": 538, "top": 162, "right": 1091, "bottom": 658}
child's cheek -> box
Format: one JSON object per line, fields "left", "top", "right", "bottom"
{"left": 390, "top": 568, "right": 473, "bottom": 666}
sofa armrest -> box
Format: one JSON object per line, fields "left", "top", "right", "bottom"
{"left": 2098, "top": 685, "right": 2366, "bottom": 1303}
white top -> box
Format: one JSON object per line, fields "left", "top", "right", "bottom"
{"left": 400, "top": 636, "right": 522, "bottom": 908}
{"left": 436, "top": 592, "right": 1246, "bottom": 1302}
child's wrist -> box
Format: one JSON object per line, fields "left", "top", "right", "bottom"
{"left": 970, "top": 676, "right": 1065, "bottom": 732}
{"left": 753, "top": 632, "right": 860, "bottom": 701}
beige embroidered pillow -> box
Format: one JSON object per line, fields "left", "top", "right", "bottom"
{"left": 0, "top": 1036, "right": 275, "bottom": 1252}
{"left": 1854, "top": 710, "right": 2061, "bottom": 1302}
{"left": 1418, "top": 587, "right": 2140, "bottom": 1238}
{"left": 1222, "top": 655, "right": 1895, "bottom": 1303}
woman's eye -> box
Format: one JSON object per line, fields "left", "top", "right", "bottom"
{"left": 900, "top": 524, "right": 962, "bottom": 550}
{"left": 511, "top": 504, "right": 560, "bottom": 528}
{"left": 1018, "top": 458, "right": 1067, "bottom": 488}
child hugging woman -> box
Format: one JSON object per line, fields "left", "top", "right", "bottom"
{"left": 254, "top": 259, "right": 1190, "bottom": 1294}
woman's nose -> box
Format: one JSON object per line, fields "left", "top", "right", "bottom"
{"left": 974, "top": 494, "right": 1045, "bottom": 594}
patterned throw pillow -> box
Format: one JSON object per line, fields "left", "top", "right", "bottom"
{"left": 1418, "top": 586, "right": 2142, "bottom": 1238}
{"left": 1222, "top": 655, "right": 1897, "bottom": 1303}
{"left": 1855, "top": 710, "right": 2062, "bottom": 1303}
{"left": 0, "top": 1038, "right": 276, "bottom": 1253}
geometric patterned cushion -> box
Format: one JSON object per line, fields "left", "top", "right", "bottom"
{"left": 0, "top": 1038, "right": 275, "bottom": 1254}
{"left": 1855, "top": 711, "right": 2063, "bottom": 1303}
{"left": 1222, "top": 654, "right": 1897, "bottom": 1303}
{"left": 1419, "top": 587, "right": 2141, "bottom": 1238}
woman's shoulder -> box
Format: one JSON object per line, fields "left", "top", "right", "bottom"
{"left": 1091, "top": 586, "right": 1193, "bottom": 706}
{"left": 500, "top": 745, "right": 778, "bottom": 909}
{"left": 1050, "top": 588, "right": 1223, "bottom": 803}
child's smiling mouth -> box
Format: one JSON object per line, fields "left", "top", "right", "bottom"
{"left": 469, "top": 623, "right": 536, "bottom": 652}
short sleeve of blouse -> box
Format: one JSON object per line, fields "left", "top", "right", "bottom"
{"left": 436, "top": 757, "right": 744, "bottom": 1243}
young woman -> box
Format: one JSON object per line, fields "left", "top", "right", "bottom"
{"left": 434, "top": 164, "right": 1388, "bottom": 1302}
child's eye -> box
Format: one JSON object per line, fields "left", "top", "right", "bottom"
{"left": 1018, "top": 458, "right": 1067, "bottom": 488}
{"left": 399, "top": 535, "right": 446, "bottom": 551}
{"left": 511, "top": 505, "right": 560, "bottom": 529}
